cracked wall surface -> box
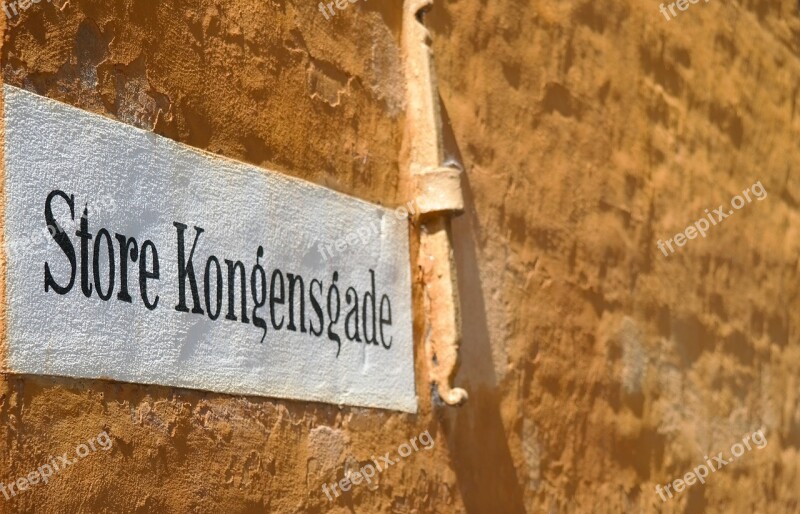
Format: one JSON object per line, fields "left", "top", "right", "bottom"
{"left": 0, "top": 0, "right": 799, "bottom": 512}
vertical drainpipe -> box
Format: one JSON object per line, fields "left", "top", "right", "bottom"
{"left": 402, "top": 0, "right": 468, "bottom": 406}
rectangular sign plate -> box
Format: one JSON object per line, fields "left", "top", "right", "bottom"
{"left": 2, "top": 84, "right": 416, "bottom": 412}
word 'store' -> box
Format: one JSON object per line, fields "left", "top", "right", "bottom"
{"left": 2, "top": 84, "right": 417, "bottom": 413}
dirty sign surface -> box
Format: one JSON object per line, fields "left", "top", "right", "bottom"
{"left": 2, "top": 85, "right": 417, "bottom": 413}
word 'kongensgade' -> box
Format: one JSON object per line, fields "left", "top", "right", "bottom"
{"left": 0, "top": 431, "right": 112, "bottom": 501}
{"left": 657, "top": 180, "right": 766, "bottom": 257}
{"left": 42, "top": 189, "right": 396, "bottom": 357}
{"left": 322, "top": 430, "right": 434, "bottom": 501}
{"left": 655, "top": 429, "right": 767, "bottom": 502}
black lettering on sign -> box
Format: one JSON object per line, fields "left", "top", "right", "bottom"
{"left": 41, "top": 190, "right": 398, "bottom": 357}
{"left": 43, "top": 190, "right": 160, "bottom": 309}
{"left": 173, "top": 222, "right": 204, "bottom": 315}
{"left": 44, "top": 190, "right": 76, "bottom": 295}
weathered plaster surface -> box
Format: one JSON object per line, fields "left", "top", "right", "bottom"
{"left": 431, "top": 0, "right": 800, "bottom": 511}
{"left": 0, "top": 0, "right": 798, "bottom": 512}
{"left": 0, "top": 1, "right": 441, "bottom": 512}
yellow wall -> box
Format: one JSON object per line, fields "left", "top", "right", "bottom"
{"left": 1, "top": 0, "right": 799, "bottom": 512}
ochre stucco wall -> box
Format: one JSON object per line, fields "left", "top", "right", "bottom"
{"left": 429, "top": 0, "right": 800, "bottom": 511}
{"left": 0, "top": 0, "right": 799, "bottom": 512}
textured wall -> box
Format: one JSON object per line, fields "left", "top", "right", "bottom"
{"left": 0, "top": 0, "right": 799, "bottom": 512}
{"left": 430, "top": 0, "right": 800, "bottom": 511}
{"left": 0, "top": 1, "right": 438, "bottom": 513}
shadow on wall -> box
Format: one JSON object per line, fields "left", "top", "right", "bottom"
{"left": 437, "top": 97, "right": 528, "bottom": 514}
